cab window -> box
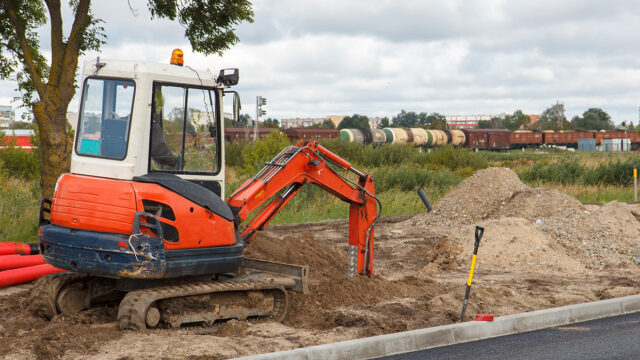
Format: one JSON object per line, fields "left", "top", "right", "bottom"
{"left": 76, "top": 78, "right": 135, "bottom": 159}
{"left": 150, "top": 83, "right": 219, "bottom": 174}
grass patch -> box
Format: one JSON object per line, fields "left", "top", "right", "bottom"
{"left": 0, "top": 178, "right": 40, "bottom": 243}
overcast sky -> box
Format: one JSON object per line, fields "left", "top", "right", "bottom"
{"left": 2, "top": 0, "right": 640, "bottom": 124}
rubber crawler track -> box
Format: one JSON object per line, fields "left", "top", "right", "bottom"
{"left": 117, "top": 279, "right": 288, "bottom": 330}
{"left": 29, "top": 272, "right": 89, "bottom": 319}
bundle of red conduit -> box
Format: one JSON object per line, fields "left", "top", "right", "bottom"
{"left": 0, "top": 241, "right": 65, "bottom": 288}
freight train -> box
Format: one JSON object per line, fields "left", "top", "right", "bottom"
{"left": 338, "top": 128, "right": 640, "bottom": 150}
{"left": 223, "top": 127, "right": 640, "bottom": 150}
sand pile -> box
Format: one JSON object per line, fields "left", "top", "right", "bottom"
{"left": 409, "top": 167, "right": 640, "bottom": 273}
{"left": 420, "top": 167, "right": 527, "bottom": 225}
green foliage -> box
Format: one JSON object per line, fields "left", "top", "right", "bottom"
{"left": 423, "top": 145, "right": 489, "bottom": 171}
{"left": 532, "top": 103, "right": 571, "bottom": 130}
{"left": 0, "top": 146, "right": 41, "bottom": 180}
{"left": 519, "top": 159, "right": 585, "bottom": 185}
{"left": 225, "top": 140, "right": 247, "bottom": 168}
{"left": 147, "top": 0, "right": 254, "bottom": 56}
{"left": 0, "top": 177, "right": 40, "bottom": 243}
{"left": 240, "top": 131, "right": 291, "bottom": 175}
{"left": 338, "top": 114, "right": 370, "bottom": 129}
{"left": 309, "top": 119, "right": 335, "bottom": 129}
{"left": 392, "top": 110, "right": 420, "bottom": 127}
{"left": 372, "top": 165, "right": 462, "bottom": 192}
{"left": 391, "top": 110, "right": 446, "bottom": 129}
{"left": 262, "top": 118, "right": 279, "bottom": 128}
{"left": 502, "top": 110, "right": 530, "bottom": 131}
{"left": 10, "top": 120, "right": 34, "bottom": 129}
{"left": 518, "top": 156, "right": 640, "bottom": 186}
{"left": 379, "top": 117, "right": 390, "bottom": 128}
{"left": 571, "top": 108, "right": 614, "bottom": 130}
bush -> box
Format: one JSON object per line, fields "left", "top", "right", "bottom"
{"left": 518, "top": 159, "right": 584, "bottom": 185}
{"left": 225, "top": 140, "right": 248, "bottom": 168}
{"left": 0, "top": 147, "right": 40, "bottom": 180}
{"left": 240, "top": 131, "right": 292, "bottom": 175}
{"left": 424, "top": 145, "right": 488, "bottom": 171}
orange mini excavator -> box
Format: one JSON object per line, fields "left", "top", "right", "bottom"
{"left": 33, "top": 51, "right": 379, "bottom": 329}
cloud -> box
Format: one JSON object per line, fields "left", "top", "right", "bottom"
{"left": 6, "top": 0, "right": 640, "bottom": 124}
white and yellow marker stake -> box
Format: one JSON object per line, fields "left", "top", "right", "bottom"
{"left": 460, "top": 226, "right": 484, "bottom": 322}
{"left": 634, "top": 165, "right": 637, "bottom": 203}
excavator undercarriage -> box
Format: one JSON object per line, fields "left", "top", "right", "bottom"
{"left": 31, "top": 258, "right": 308, "bottom": 329}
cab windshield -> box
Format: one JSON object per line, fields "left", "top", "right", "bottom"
{"left": 75, "top": 78, "right": 135, "bottom": 159}
{"left": 149, "top": 83, "right": 220, "bottom": 174}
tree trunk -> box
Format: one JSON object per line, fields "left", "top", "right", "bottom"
{"left": 33, "top": 91, "right": 72, "bottom": 199}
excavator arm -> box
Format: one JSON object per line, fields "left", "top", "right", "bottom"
{"left": 227, "top": 141, "right": 379, "bottom": 277}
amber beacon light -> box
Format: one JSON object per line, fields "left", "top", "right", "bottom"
{"left": 170, "top": 48, "right": 184, "bottom": 66}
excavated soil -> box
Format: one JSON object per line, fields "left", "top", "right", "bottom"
{"left": 2, "top": 167, "right": 640, "bottom": 359}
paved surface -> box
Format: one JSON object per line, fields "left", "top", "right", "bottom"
{"left": 381, "top": 312, "right": 640, "bottom": 360}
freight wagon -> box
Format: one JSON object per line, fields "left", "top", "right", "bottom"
{"left": 224, "top": 127, "right": 275, "bottom": 141}
{"left": 461, "top": 129, "right": 511, "bottom": 150}
{"left": 285, "top": 128, "right": 339, "bottom": 141}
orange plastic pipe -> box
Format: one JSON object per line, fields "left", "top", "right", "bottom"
{"left": 0, "top": 242, "right": 39, "bottom": 256}
{"left": 0, "top": 264, "right": 65, "bottom": 288}
{"left": 0, "top": 254, "right": 46, "bottom": 270}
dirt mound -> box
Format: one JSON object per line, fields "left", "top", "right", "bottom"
{"left": 419, "top": 167, "right": 527, "bottom": 225}
{"left": 245, "top": 232, "right": 448, "bottom": 333}
{"left": 404, "top": 167, "right": 640, "bottom": 273}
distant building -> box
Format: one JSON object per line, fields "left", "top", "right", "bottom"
{"left": 0, "top": 105, "right": 13, "bottom": 128}
{"left": 280, "top": 117, "right": 327, "bottom": 129}
{"left": 445, "top": 114, "right": 507, "bottom": 129}
{"left": 282, "top": 115, "right": 382, "bottom": 129}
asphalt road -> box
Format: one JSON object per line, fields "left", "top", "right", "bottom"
{"left": 380, "top": 312, "right": 640, "bottom": 360}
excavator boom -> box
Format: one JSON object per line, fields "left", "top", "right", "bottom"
{"left": 227, "top": 141, "right": 379, "bottom": 277}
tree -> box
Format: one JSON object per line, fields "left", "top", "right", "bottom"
{"left": 531, "top": 102, "right": 570, "bottom": 131}
{"left": 571, "top": 108, "right": 614, "bottom": 131}
{"left": 379, "top": 117, "right": 389, "bottom": 128}
{"left": 502, "top": 110, "right": 529, "bottom": 131}
{"left": 262, "top": 118, "right": 279, "bottom": 128}
{"left": 0, "top": 0, "right": 254, "bottom": 198}
{"left": 309, "top": 119, "right": 335, "bottom": 129}
{"left": 425, "top": 112, "right": 447, "bottom": 129}
{"left": 10, "top": 120, "right": 34, "bottom": 129}
{"left": 338, "top": 114, "right": 370, "bottom": 129}
{"left": 391, "top": 110, "right": 418, "bottom": 127}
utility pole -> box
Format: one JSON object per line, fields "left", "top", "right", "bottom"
{"left": 255, "top": 96, "right": 267, "bottom": 141}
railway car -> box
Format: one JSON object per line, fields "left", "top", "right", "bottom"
{"left": 383, "top": 127, "right": 411, "bottom": 144}
{"left": 461, "top": 129, "right": 511, "bottom": 150}
{"left": 285, "top": 128, "right": 339, "bottom": 141}
{"left": 449, "top": 129, "right": 466, "bottom": 146}
{"left": 595, "top": 130, "right": 638, "bottom": 145}
{"left": 542, "top": 130, "right": 594, "bottom": 147}
{"left": 509, "top": 130, "right": 542, "bottom": 147}
{"left": 224, "top": 127, "right": 275, "bottom": 141}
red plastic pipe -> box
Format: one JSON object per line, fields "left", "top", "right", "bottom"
{"left": 0, "top": 254, "right": 46, "bottom": 270}
{"left": 0, "top": 242, "right": 39, "bottom": 256}
{"left": 0, "top": 264, "right": 65, "bottom": 288}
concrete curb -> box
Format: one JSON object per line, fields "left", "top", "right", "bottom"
{"left": 234, "top": 293, "right": 640, "bottom": 360}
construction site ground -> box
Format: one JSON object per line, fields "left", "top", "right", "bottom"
{"left": 2, "top": 168, "right": 640, "bottom": 360}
